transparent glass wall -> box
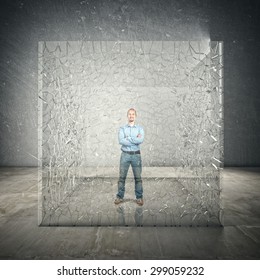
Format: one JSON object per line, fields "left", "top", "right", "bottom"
{"left": 38, "top": 41, "right": 224, "bottom": 226}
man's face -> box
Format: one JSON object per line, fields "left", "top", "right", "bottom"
{"left": 127, "top": 110, "right": 136, "bottom": 123}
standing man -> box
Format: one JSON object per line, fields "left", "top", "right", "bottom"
{"left": 114, "top": 108, "right": 144, "bottom": 206}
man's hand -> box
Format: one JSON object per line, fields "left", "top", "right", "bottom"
{"left": 137, "top": 134, "right": 142, "bottom": 138}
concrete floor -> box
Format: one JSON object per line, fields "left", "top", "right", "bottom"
{"left": 40, "top": 173, "right": 221, "bottom": 227}
{"left": 0, "top": 167, "right": 259, "bottom": 259}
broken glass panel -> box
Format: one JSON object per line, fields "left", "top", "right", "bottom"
{"left": 38, "top": 41, "right": 224, "bottom": 226}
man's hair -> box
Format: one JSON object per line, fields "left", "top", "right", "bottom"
{"left": 127, "top": 108, "right": 137, "bottom": 116}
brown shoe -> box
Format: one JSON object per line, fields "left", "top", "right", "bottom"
{"left": 114, "top": 197, "right": 123, "bottom": 205}
{"left": 136, "top": 198, "right": 144, "bottom": 206}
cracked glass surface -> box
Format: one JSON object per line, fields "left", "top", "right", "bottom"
{"left": 38, "top": 41, "right": 224, "bottom": 226}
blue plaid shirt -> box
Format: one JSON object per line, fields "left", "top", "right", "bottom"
{"left": 118, "top": 124, "right": 144, "bottom": 152}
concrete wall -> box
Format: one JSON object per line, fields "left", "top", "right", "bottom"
{"left": 0, "top": 0, "right": 260, "bottom": 166}
{"left": 40, "top": 40, "right": 223, "bottom": 167}
{"left": 209, "top": 1, "right": 260, "bottom": 166}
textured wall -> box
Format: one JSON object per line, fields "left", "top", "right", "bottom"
{"left": 40, "top": 40, "right": 223, "bottom": 167}
{"left": 209, "top": 1, "right": 260, "bottom": 166}
{"left": 1, "top": 0, "right": 209, "bottom": 166}
{"left": 0, "top": 0, "right": 260, "bottom": 167}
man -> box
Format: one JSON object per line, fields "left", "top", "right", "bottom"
{"left": 114, "top": 108, "right": 144, "bottom": 206}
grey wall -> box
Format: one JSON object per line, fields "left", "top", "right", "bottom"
{"left": 0, "top": 0, "right": 259, "bottom": 166}
{"left": 209, "top": 1, "right": 260, "bottom": 166}
{"left": 40, "top": 40, "right": 223, "bottom": 167}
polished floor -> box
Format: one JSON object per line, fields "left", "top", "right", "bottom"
{"left": 0, "top": 167, "right": 259, "bottom": 259}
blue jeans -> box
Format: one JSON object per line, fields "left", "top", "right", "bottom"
{"left": 117, "top": 151, "right": 143, "bottom": 199}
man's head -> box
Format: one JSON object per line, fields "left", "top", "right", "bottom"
{"left": 127, "top": 108, "right": 137, "bottom": 124}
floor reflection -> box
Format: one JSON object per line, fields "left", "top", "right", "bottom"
{"left": 40, "top": 175, "right": 222, "bottom": 226}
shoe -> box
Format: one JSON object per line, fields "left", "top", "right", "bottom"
{"left": 136, "top": 198, "right": 144, "bottom": 206}
{"left": 114, "top": 197, "right": 123, "bottom": 205}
